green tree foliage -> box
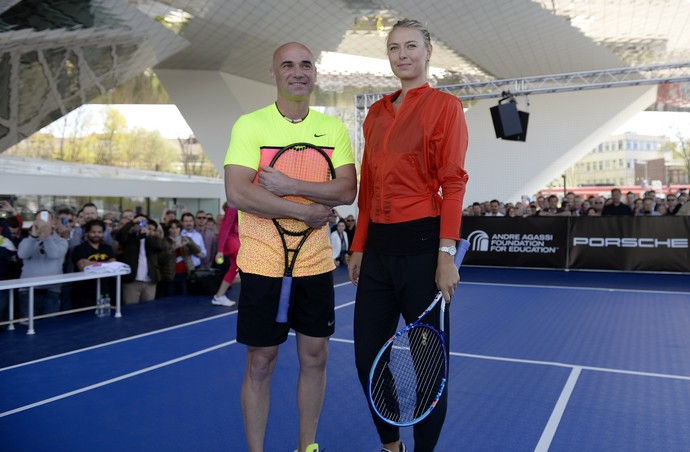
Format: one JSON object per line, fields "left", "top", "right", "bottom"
{"left": 126, "top": 128, "right": 180, "bottom": 172}
{"left": 661, "top": 131, "right": 690, "bottom": 177}
{"left": 4, "top": 106, "right": 217, "bottom": 178}
{"left": 95, "top": 107, "right": 127, "bottom": 165}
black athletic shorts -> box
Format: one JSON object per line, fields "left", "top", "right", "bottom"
{"left": 236, "top": 271, "right": 335, "bottom": 347}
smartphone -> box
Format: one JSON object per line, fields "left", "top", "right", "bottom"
{"left": 39, "top": 211, "right": 49, "bottom": 222}
{"left": 139, "top": 220, "right": 147, "bottom": 228}
{"left": 61, "top": 217, "right": 69, "bottom": 227}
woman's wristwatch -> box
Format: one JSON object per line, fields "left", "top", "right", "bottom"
{"left": 438, "top": 245, "right": 457, "bottom": 256}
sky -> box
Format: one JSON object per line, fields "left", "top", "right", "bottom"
{"left": 44, "top": 103, "right": 690, "bottom": 141}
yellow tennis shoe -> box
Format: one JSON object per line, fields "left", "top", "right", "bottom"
{"left": 293, "top": 443, "right": 320, "bottom": 452}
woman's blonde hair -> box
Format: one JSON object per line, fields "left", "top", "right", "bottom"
{"left": 387, "top": 18, "right": 432, "bottom": 49}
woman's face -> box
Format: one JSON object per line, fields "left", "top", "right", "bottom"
{"left": 168, "top": 223, "right": 180, "bottom": 237}
{"left": 337, "top": 222, "right": 346, "bottom": 232}
{"left": 387, "top": 27, "right": 430, "bottom": 84}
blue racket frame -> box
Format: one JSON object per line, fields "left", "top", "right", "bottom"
{"left": 368, "top": 239, "right": 470, "bottom": 426}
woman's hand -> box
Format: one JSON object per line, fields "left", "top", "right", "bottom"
{"left": 435, "top": 249, "right": 460, "bottom": 303}
{"left": 348, "top": 252, "right": 363, "bottom": 285}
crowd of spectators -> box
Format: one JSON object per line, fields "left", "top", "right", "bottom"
{"left": 463, "top": 187, "right": 690, "bottom": 218}
{"left": 3, "top": 185, "right": 684, "bottom": 326}
{"left": 0, "top": 200, "right": 235, "bottom": 327}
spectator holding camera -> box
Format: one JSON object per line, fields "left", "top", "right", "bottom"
{"left": 160, "top": 219, "right": 200, "bottom": 297}
{"left": 116, "top": 215, "right": 164, "bottom": 304}
{"left": 16, "top": 210, "right": 68, "bottom": 318}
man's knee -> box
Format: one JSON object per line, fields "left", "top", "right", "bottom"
{"left": 246, "top": 347, "right": 279, "bottom": 381}
{"left": 298, "top": 337, "right": 329, "bottom": 370}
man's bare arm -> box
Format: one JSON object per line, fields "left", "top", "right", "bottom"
{"left": 225, "top": 164, "right": 333, "bottom": 228}
{"left": 258, "top": 163, "right": 357, "bottom": 207}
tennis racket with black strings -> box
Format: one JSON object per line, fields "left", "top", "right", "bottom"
{"left": 368, "top": 238, "right": 471, "bottom": 426}
{"left": 269, "top": 142, "right": 336, "bottom": 323}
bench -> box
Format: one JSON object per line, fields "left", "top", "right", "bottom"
{"left": 0, "top": 268, "right": 131, "bottom": 335}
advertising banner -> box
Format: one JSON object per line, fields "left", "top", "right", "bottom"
{"left": 569, "top": 216, "right": 690, "bottom": 272}
{"left": 460, "top": 217, "right": 569, "bottom": 269}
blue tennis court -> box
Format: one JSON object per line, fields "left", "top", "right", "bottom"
{"left": 1, "top": 266, "right": 690, "bottom": 451}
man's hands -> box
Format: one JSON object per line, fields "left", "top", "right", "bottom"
{"left": 259, "top": 166, "right": 296, "bottom": 197}
{"left": 259, "top": 166, "right": 332, "bottom": 229}
{"left": 31, "top": 218, "right": 52, "bottom": 239}
{"left": 302, "top": 203, "right": 333, "bottom": 229}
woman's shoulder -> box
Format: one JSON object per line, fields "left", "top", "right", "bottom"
{"left": 429, "top": 87, "right": 462, "bottom": 105}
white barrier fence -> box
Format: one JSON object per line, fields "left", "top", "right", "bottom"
{"left": 0, "top": 268, "right": 130, "bottom": 335}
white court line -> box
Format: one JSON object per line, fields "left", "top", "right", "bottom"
{"left": 0, "top": 340, "right": 237, "bottom": 418}
{"left": 460, "top": 281, "right": 690, "bottom": 296}
{"left": 534, "top": 367, "right": 582, "bottom": 452}
{"left": 1, "top": 286, "right": 356, "bottom": 373}
{"left": 335, "top": 300, "right": 355, "bottom": 310}
{"left": 329, "top": 337, "right": 690, "bottom": 381}
{"left": 1, "top": 299, "right": 359, "bottom": 417}
{"left": 0, "top": 311, "right": 237, "bottom": 372}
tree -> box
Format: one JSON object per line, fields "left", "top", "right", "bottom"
{"left": 125, "top": 128, "right": 179, "bottom": 172}
{"left": 666, "top": 128, "right": 690, "bottom": 181}
{"left": 675, "top": 135, "right": 690, "bottom": 181}
{"left": 95, "top": 107, "right": 127, "bottom": 166}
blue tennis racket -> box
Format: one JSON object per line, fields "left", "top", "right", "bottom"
{"left": 368, "top": 238, "right": 470, "bottom": 426}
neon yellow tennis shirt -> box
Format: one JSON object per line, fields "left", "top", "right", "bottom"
{"left": 224, "top": 104, "right": 355, "bottom": 277}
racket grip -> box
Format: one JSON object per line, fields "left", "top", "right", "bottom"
{"left": 275, "top": 276, "right": 293, "bottom": 323}
{"left": 454, "top": 238, "right": 471, "bottom": 269}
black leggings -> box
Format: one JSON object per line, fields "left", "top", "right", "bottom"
{"left": 353, "top": 251, "right": 450, "bottom": 452}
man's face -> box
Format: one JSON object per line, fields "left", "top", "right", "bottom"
{"left": 82, "top": 206, "right": 98, "bottom": 221}
{"left": 548, "top": 197, "right": 558, "bottom": 208}
{"left": 59, "top": 213, "right": 74, "bottom": 228}
{"left": 85, "top": 225, "right": 104, "bottom": 244}
{"left": 195, "top": 212, "right": 207, "bottom": 229}
{"left": 147, "top": 224, "right": 158, "bottom": 236}
{"left": 121, "top": 210, "right": 134, "bottom": 221}
{"left": 270, "top": 43, "right": 316, "bottom": 102}
{"left": 182, "top": 215, "right": 195, "bottom": 232}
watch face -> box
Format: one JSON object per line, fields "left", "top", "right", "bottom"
{"left": 441, "top": 246, "right": 456, "bottom": 255}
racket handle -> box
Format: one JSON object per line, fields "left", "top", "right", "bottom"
{"left": 454, "top": 238, "right": 471, "bottom": 269}
{"left": 275, "top": 276, "right": 293, "bottom": 323}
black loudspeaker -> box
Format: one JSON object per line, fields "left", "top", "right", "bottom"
{"left": 503, "top": 110, "right": 529, "bottom": 142}
{"left": 490, "top": 101, "right": 529, "bottom": 142}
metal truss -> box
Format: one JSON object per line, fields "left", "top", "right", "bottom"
{"left": 353, "top": 62, "right": 690, "bottom": 161}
